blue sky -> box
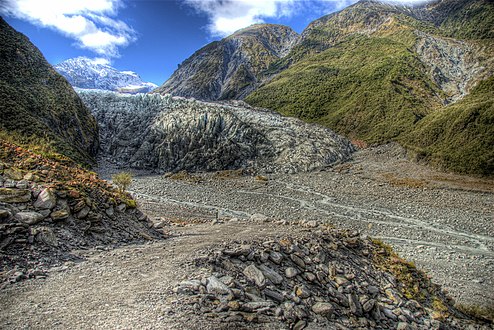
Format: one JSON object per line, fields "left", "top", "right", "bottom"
{"left": 1, "top": 0, "right": 423, "bottom": 85}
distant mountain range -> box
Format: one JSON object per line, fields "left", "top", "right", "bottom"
{"left": 54, "top": 57, "right": 157, "bottom": 94}
{"left": 155, "top": 0, "right": 494, "bottom": 175}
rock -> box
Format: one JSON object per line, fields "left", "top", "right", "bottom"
{"left": 290, "top": 254, "right": 306, "bottom": 269}
{"left": 50, "top": 209, "right": 69, "bottom": 221}
{"left": 269, "top": 251, "right": 283, "bottom": 264}
{"left": 305, "top": 272, "right": 316, "bottom": 282}
{"left": 33, "top": 188, "right": 57, "bottom": 209}
{"left": 258, "top": 264, "right": 283, "bottom": 285}
{"left": 76, "top": 206, "right": 90, "bottom": 219}
{"left": 368, "top": 286, "right": 379, "bottom": 296}
{"left": 106, "top": 207, "right": 114, "bottom": 216}
{"left": 3, "top": 168, "right": 23, "bottom": 180}
{"left": 207, "top": 276, "right": 231, "bottom": 295}
{"left": 264, "top": 289, "right": 284, "bottom": 302}
{"left": 243, "top": 264, "right": 266, "bottom": 287}
{"left": 312, "top": 302, "right": 334, "bottom": 317}
{"left": 116, "top": 203, "right": 127, "bottom": 212}
{"left": 15, "top": 211, "right": 45, "bottom": 225}
{"left": 348, "top": 293, "right": 363, "bottom": 316}
{"left": 241, "top": 301, "right": 273, "bottom": 312}
{"left": 15, "top": 180, "right": 29, "bottom": 189}
{"left": 0, "top": 188, "right": 31, "bottom": 203}
{"left": 397, "top": 322, "right": 411, "bottom": 330}
{"left": 0, "top": 209, "right": 11, "bottom": 220}
{"left": 295, "top": 285, "right": 311, "bottom": 299}
{"left": 335, "top": 276, "right": 349, "bottom": 286}
{"left": 363, "top": 299, "right": 375, "bottom": 313}
{"left": 286, "top": 267, "right": 298, "bottom": 278}
{"left": 293, "top": 319, "right": 307, "bottom": 330}
{"left": 250, "top": 213, "right": 268, "bottom": 222}
{"left": 35, "top": 227, "right": 58, "bottom": 247}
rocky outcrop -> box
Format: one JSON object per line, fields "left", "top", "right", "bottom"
{"left": 155, "top": 24, "right": 299, "bottom": 100}
{"left": 174, "top": 229, "right": 482, "bottom": 329}
{"left": 77, "top": 90, "right": 354, "bottom": 174}
{"left": 0, "top": 18, "right": 99, "bottom": 165}
{"left": 54, "top": 57, "right": 158, "bottom": 94}
{"left": 0, "top": 141, "right": 161, "bottom": 285}
{"left": 414, "top": 31, "right": 494, "bottom": 103}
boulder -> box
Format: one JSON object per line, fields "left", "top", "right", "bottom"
{"left": 0, "top": 188, "right": 31, "bottom": 203}
{"left": 34, "top": 188, "right": 57, "bottom": 209}
{"left": 15, "top": 211, "right": 45, "bottom": 225}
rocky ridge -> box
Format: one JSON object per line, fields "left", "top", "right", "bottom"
{"left": 54, "top": 57, "right": 158, "bottom": 94}
{"left": 77, "top": 90, "right": 354, "bottom": 174}
{"left": 0, "top": 140, "right": 161, "bottom": 286}
{"left": 154, "top": 24, "right": 299, "bottom": 100}
{"left": 173, "top": 228, "right": 484, "bottom": 329}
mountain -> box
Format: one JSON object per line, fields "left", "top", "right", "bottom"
{"left": 54, "top": 57, "right": 158, "bottom": 94}
{"left": 0, "top": 17, "right": 99, "bottom": 165}
{"left": 78, "top": 90, "right": 354, "bottom": 173}
{"left": 154, "top": 24, "right": 299, "bottom": 100}
{"left": 244, "top": 0, "right": 494, "bottom": 175}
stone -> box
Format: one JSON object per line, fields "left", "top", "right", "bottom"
{"left": 76, "top": 206, "right": 90, "bottom": 219}
{"left": 207, "top": 276, "right": 231, "bottom": 295}
{"left": 241, "top": 301, "right": 273, "bottom": 312}
{"left": 15, "top": 180, "right": 29, "bottom": 189}
{"left": 295, "top": 285, "right": 311, "bottom": 299}
{"left": 227, "top": 301, "right": 240, "bottom": 310}
{"left": 286, "top": 267, "right": 298, "bottom": 278}
{"left": 264, "top": 289, "right": 284, "bottom": 302}
{"left": 312, "top": 302, "right": 334, "bottom": 317}
{"left": 35, "top": 227, "right": 58, "bottom": 247}
{"left": 269, "top": 251, "right": 283, "bottom": 264}
{"left": 305, "top": 272, "right": 316, "bottom": 282}
{"left": 258, "top": 264, "right": 283, "bottom": 285}
{"left": 51, "top": 209, "right": 69, "bottom": 221}
{"left": 116, "top": 203, "right": 127, "bottom": 212}
{"left": 15, "top": 211, "right": 45, "bottom": 225}
{"left": 243, "top": 264, "right": 266, "bottom": 287}
{"left": 363, "top": 299, "right": 376, "bottom": 313}
{"left": 293, "top": 320, "right": 307, "bottom": 330}
{"left": 290, "top": 254, "right": 306, "bottom": 268}
{"left": 335, "top": 276, "right": 349, "bottom": 286}
{"left": 106, "top": 207, "right": 114, "bottom": 216}
{"left": 33, "top": 188, "right": 57, "bottom": 209}
{"left": 250, "top": 213, "right": 268, "bottom": 222}
{"left": 178, "top": 280, "right": 201, "bottom": 291}
{"left": 0, "top": 209, "right": 11, "bottom": 220}
{"left": 3, "top": 168, "right": 23, "bottom": 180}
{"left": 397, "top": 322, "right": 411, "bottom": 330}
{"left": 348, "top": 293, "right": 363, "bottom": 316}
{"left": 368, "top": 285, "right": 379, "bottom": 295}
{"left": 0, "top": 188, "right": 31, "bottom": 203}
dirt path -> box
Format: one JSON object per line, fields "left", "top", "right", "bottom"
{"left": 0, "top": 222, "right": 296, "bottom": 329}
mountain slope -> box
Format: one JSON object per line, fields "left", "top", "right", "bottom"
{"left": 154, "top": 24, "right": 298, "bottom": 100}
{"left": 54, "top": 57, "right": 157, "bottom": 94}
{"left": 0, "top": 18, "right": 98, "bottom": 165}
{"left": 245, "top": 0, "right": 494, "bottom": 175}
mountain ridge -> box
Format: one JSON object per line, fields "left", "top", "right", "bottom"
{"left": 54, "top": 57, "right": 158, "bottom": 94}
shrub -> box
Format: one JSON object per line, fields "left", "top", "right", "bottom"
{"left": 112, "top": 172, "right": 132, "bottom": 193}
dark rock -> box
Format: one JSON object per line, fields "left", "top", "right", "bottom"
{"left": 15, "top": 211, "right": 44, "bottom": 225}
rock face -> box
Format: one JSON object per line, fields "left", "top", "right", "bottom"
{"left": 154, "top": 24, "right": 299, "bottom": 100}
{"left": 77, "top": 90, "right": 354, "bottom": 173}
{"left": 54, "top": 57, "right": 158, "bottom": 94}
{"left": 174, "top": 230, "right": 476, "bottom": 329}
{"left": 0, "top": 18, "right": 99, "bottom": 165}
{"left": 0, "top": 141, "right": 161, "bottom": 284}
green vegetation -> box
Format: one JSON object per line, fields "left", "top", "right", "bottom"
{"left": 0, "top": 18, "right": 98, "bottom": 166}
{"left": 246, "top": 0, "right": 494, "bottom": 176}
{"left": 401, "top": 77, "right": 494, "bottom": 175}
{"left": 112, "top": 172, "right": 133, "bottom": 193}
{"left": 247, "top": 32, "right": 441, "bottom": 143}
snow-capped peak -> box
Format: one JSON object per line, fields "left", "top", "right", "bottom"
{"left": 54, "top": 57, "right": 158, "bottom": 94}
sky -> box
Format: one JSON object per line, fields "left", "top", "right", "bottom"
{"left": 0, "top": 0, "right": 427, "bottom": 86}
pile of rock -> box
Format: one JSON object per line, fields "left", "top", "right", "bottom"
{"left": 174, "top": 229, "right": 473, "bottom": 329}
{"left": 0, "top": 141, "right": 161, "bottom": 285}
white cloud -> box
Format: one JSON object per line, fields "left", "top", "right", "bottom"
{"left": 0, "top": 0, "right": 135, "bottom": 57}
{"left": 184, "top": 0, "right": 433, "bottom": 37}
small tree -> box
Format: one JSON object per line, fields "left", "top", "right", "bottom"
{"left": 112, "top": 172, "right": 132, "bottom": 193}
